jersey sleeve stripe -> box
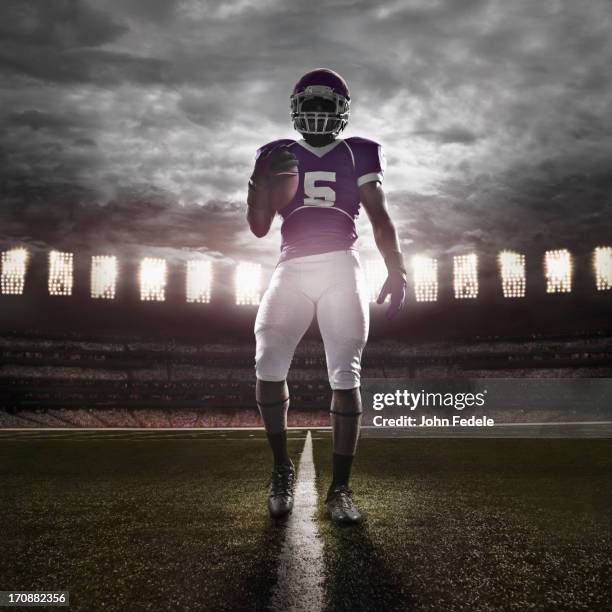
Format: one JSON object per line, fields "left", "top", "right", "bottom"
{"left": 357, "top": 172, "right": 383, "bottom": 186}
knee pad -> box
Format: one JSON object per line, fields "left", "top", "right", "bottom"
{"left": 328, "top": 352, "right": 363, "bottom": 390}
{"left": 254, "top": 326, "right": 294, "bottom": 383}
{"left": 325, "top": 336, "right": 366, "bottom": 390}
{"left": 329, "top": 370, "right": 362, "bottom": 390}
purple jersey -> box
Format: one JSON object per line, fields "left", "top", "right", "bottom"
{"left": 255, "top": 136, "right": 385, "bottom": 263}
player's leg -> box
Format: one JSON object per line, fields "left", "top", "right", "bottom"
{"left": 256, "top": 379, "right": 290, "bottom": 465}
{"left": 330, "top": 387, "right": 362, "bottom": 485}
{"left": 254, "top": 263, "right": 314, "bottom": 518}
{"left": 316, "top": 251, "right": 369, "bottom": 525}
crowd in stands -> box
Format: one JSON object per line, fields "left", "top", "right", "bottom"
{"left": 1, "top": 331, "right": 610, "bottom": 427}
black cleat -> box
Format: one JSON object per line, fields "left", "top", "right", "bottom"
{"left": 268, "top": 461, "right": 296, "bottom": 519}
{"left": 325, "top": 484, "right": 362, "bottom": 525}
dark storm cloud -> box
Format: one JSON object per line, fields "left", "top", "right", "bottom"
{"left": 389, "top": 158, "right": 612, "bottom": 258}
{"left": 411, "top": 126, "right": 479, "bottom": 145}
{"left": 0, "top": 48, "right": 171, "bottom": 85}
{"left": 0, "top": 186, "right": 246, "bottom": 264}
{"left": 0, "top": 0, "right": 610, "bottom": 272}
{"left": 0, "top": 0, "right": 170, "bottom": 86}
{"left": 0, "top": 0, "right": 127, "bottom": 48}
{"left": 8, "top": 110, "right": 80, "bottom": 132}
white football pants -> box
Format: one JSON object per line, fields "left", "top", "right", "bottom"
{"left": 254, "top": 249, "right": 370, "bottom": 390}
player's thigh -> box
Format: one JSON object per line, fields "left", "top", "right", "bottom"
{"left": 317, "top": 258, "right": 369, "bottom": 388}
{"left": 254, "top": 267, "right": 314, "bottom": 379}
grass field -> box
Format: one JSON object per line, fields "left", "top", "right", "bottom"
{"left": 1, "top": 430, "right": 611, "bottom": 611}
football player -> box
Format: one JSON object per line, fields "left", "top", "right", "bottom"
{"left": 246, "top": 68, "right": 406, "bottom": 525}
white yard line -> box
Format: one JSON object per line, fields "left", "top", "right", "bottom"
{"left": 270, "top": 430, "right": 325, "bottom": 612}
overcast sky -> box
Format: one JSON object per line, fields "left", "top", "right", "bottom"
{"left": 0, "top": 0, "right": 610, "bottom": 274}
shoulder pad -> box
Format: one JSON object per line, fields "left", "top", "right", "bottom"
{"left": 255, "top": 138, "right": 297, "bottom": 160}
{"left": 344, "top": 136, "right": 381, "bottom": 148}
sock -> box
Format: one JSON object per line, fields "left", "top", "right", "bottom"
{"left": 267, "top": 430, "right": 290, "bottom": 466}
{"left": 331, "top": 452, "right": 354, "bottom": 488}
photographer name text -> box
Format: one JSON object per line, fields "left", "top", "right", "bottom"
{"left": 372, "top": 414, "right": 495, "bottom": 427}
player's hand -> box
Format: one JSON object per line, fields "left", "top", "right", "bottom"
{"left": 268, "top": 145, "right": 299, "bottom": 175}
{"left": 377, "top": 270, "right": 407, "bottom": 320}
{"left": 251, "top": 145, "right": 298, "bottom": 190}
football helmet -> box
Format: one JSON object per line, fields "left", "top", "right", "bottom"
{"left": 290, "top": 68, "right": 350, "bottom": 136}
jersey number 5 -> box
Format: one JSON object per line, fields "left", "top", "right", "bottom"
{"left": 304, "top": 171, "right": 336, "bottom": 207}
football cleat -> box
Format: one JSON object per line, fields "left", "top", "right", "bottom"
{"left": 325, "top": 484, "right": 362, "bottom": 525}
{"left": 268, "top": 461, "right": 296, "bottom": 519}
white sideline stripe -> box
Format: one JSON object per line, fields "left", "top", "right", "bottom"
{"left": 270, "top": 430, "right": 325, "bottom": 612}
{"left": 0, "top": 427, "right": 333, "bottom": 431}
{"left": 1, "top": 422, "right": 611, "bottom": 432}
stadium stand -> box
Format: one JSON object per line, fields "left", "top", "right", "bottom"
{"left": 1, "top": 331, "right": 610, "bottom": 427}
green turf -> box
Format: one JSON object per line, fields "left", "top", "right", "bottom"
{"left": 2, "top": 432, "right": 611, "bottom": 611}
{"left": 0, "top": 435, "right": 302, "bottom": 611}
{"left": 313, "top": 436, "right": 612, "bottom": 611}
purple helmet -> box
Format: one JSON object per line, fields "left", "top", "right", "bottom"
{"left": 290, "top": 68, "right": 350, "bottom": 136}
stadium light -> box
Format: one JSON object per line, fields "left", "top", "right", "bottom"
{"left": 140, "top": 257, "right": 167, "bottom": 301}
{"left": 498, "top": 251, "right": 526, "bottom": 298}
{"left": 91, "top": 256, "right": 118, "bottom": 299}
{"left": 48, "top": 250, "right": 74, "bottom": 296}
{"left": 365, "top": 260, "right": 388, "bottom": 302}
{"left": 186, "top": 260, "right": 212, "bottom": 303}
{"left": 235, "top": 262, "right": 261, "bottom": 305}
{"left": 544, "top": 249, "right": 572, "bottom": 293}
{"left": 594, "top": 246, "right": 612, "bottom": 291}
{"left": 453, "top": 254, "right": 478, "bottom": 299}
{"left": 1, "top": 247, "right": 29, "bottom": 295}
{"left": 412, "top": 255, "right": 438, "bottom": 302}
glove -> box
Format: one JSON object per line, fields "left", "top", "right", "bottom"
{"left": 250, "top": 145, "right": 298, "bottom": 191}
{"left": 268, "top": 145, "right": 299, "bottom": 175}
{"left": 377, "top": 251, "right": 407, "bottom": 320}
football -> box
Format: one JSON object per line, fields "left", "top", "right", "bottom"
{"left": 267, "top": 169, "right": 299, "bottom": 211}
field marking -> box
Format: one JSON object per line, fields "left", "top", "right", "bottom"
{"left": 270, "top": 430, "right": 325, "bottom": 612}
{"left": 1, "top": 422, "right": 611, "bottom": 441}
{"left": 0, "top": 426, "right": 329, "bottom": 432}
{"left": 1, "top": 421, "right": 611, "bottom": 432}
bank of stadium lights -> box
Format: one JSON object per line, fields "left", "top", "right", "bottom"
{"left": 48, "top": 250, "right": 74, "bottom": 296}
{"left": 90, "top": 256, "right": 118, "bottom": 299}
{"left": 365, "top": 260, "right": 388, "bottom": 302}
{"left": 453, "top": 254, "right": 478, "bottom": 299}
{"left": 498, "top": 251, "right": 526, "bottom": 298}
{"left": 1, "top": 248, "right": 29, "bottom": 295}
{"left": 594, "top": 246, "right": 612, "bottom": 291}
{"left": 235, "top": 262, "right": 261, "bottom": 305}
{"left": 412, "top": 255, "right": 438, "bottom": 302}
{"left": 186, "top": 260, "right": 212, "bottom": 303}
{"left": 139, "top": 257, "right": 167, "bottom": 301}
{"left": 544, "top": 249, "right": 572, "bottom": 293}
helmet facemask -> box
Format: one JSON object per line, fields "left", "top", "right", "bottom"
{"left": 290, "top": 85, "right": 350, "bottom": 137}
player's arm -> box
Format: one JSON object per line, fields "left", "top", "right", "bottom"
{"left": 247, "top": 145, "right": 299, "bottom": 238}
{"left": 246, "top": 183, "right": 275, "bottom": 238}
{"left": 360, "top": 181, "right": 407, "bottom": 319}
